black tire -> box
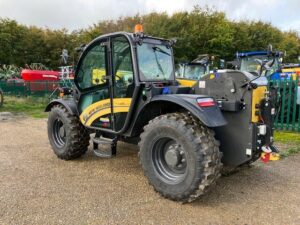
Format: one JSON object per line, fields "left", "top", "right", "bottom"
{"left": 47, "top": 104, "right": 90, "bottom": 160}
{"left": 139, "top": 112, "right": 222, "bottom": 203}
{"left": 0, "top": 89, "right": 3, "bottom": 107}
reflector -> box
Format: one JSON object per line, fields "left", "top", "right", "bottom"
{"left": 197, "top": 98, "right": 216, "bottom": 107}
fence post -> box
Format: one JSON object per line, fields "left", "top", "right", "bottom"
{"left": 280, "top": 78, "right": 287, "bottom": 130}
{"left": 274, "top": 79, "right": 280, "bottom": 129}
{"left": 291, "top": 77, "right": 298, "bottom": 131}
{"left": 28, "top": 82, "right": 31, "bottom": 96}
{"left": 46, "top": 81, "right": 49, "bottom": 96}
{"left": 14, "top": 80, "right": 16, "bottom": 95}
{"left": 286, "top": 79, "right": 293, "bottom": 130}
{"left": 298, "top": 103, "right": 300, "bottom": 132}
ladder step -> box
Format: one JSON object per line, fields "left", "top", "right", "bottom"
{"left": 93, "top": 136, "right": 113, "bottom": 145}
{"left": 92, "top": 136, "right": 117, "bottom": 158}
{"left": 93, "top": 149, "right": 114, "bottom": 158}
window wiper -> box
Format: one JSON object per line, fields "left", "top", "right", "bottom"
{"left": 153, "top": 48, "right": 165, "bottom": 76}
{"left": 152, "top": 46, "right": 170, "bottom": 56}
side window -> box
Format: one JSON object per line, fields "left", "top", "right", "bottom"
{"left": 112, "top": 36, "right": 134, "bottom": 98}
{"left": 77, "top": 43, "right": 107, "bottom": 89}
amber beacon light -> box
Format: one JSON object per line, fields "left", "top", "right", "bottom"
{"left": 134, "top": 24, "right": 144, "bottom": 33}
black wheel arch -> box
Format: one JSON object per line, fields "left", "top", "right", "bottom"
{"left": 45, "top": 98, "right": 78, "bottom": 115}
{"left": 127, "top": 94, "right": 227, "bottom": 137}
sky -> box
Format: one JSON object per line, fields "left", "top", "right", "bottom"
{"left": 0, "top": 0, "right": 299, "bottom": 32}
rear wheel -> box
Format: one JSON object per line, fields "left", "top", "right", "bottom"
{"left": 139, "top": 112, "right": 222, "bottom": 202}
{"left": 47, "top": 104, "right": 90, "bottom": 160}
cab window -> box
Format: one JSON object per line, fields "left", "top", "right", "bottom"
{"left": 112, "top": 36, "right": 134, "bottom": 98}
{"left": 137, "top": 42, "right": 174, "bottom": 81}
{"left": 77, "top": 43, "right": 107, "bottom": 90}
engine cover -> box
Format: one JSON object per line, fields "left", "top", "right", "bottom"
{"left": 193, "top": 70, "right": 274, "bottom": 167}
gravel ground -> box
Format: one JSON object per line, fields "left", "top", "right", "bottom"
{"left": 0, "top": 117, "right": 300, "bottom": 225}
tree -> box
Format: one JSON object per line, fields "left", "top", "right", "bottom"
{"left": 0, "top": 7, "right": 299, "bottom": 68}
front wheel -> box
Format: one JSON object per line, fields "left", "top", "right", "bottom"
{"left": 47, "top": 104, "right": 90, "bottom": 160}
{"left": 139, "top": 112, "right": 222, "bottom": 203}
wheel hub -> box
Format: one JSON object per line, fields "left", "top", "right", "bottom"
{"left": 152, "top": 138, "right": 187, "bottom": 184}
{"left": 59, "top": 126, "right": 66, "bottom": 138}
{"left": 165, "top": 145, "right": 181, "bottom": 167}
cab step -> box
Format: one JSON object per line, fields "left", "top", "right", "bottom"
{"left": 92, "top": 135, "right": 117, "bottom": 158}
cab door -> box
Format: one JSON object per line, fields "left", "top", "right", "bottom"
{"left": 110, "top": 35, "right": 135, "bottom": 131}
{"left": 76, "top": 38, "right": 113, "bottom": 129}
{"left": 76, "top": 35, "right": 135, "bottom": 132}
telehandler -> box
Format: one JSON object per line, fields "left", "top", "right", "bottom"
{"left": 176, "top": 54, "right": 225, "bottom": 87}
{"left": 46, "top": 25, "right": 278, "bottom": 202}
{"left": 176, "top": 54, "right": 211, "bottom": 87}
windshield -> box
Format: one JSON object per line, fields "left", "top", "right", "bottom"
{"left": 183, "top": 64, "right": 207, "bottom": 80}
{"left": 240, "top": 55, "right": 279, "bottom": 76}
{"left": 137, "top": 42, "right": 174, "bottom": 81}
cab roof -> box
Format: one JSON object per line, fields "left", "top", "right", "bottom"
{"left": 236, "top": 51, "right": 283, "bottom": 58}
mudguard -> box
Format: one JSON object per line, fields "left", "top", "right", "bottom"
{"left": 45, "top": 98, "right": 78, "bottom": 115}
{"left": 150, "top": 94, "right": 227, "bottom": 127}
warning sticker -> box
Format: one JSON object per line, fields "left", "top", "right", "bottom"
{"left": 199, "top": 81, "right": 206, "bottom": 88}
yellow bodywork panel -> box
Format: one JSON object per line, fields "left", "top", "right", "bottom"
{"left": 80, "top": 98, "right": 132, "bottom": 126}
{"left": 282, "top": 67, "right": 300, "bottom": 73}
{"left": 177, "top": 78, "right": 197, "bottom": 87}
{"left": 282, "top": 68, "right": 300, "bottom": 80}
{"left": 251, "top": 86, "right": 267, "bottom": 122}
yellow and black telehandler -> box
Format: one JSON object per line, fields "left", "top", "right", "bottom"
{"left": 45, "top": 26, "right": 278, "bottom": 202}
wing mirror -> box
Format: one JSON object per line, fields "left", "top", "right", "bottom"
{"left": 75, "top": 44, "right": 86, "bottom": 53}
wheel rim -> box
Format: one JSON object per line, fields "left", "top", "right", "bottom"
{"left": 52, "top": 118, "right": 66, "bottom": 148}
{"left": 152, "top": 137, "right": 187, "bottom": 184}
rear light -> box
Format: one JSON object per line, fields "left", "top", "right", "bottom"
{"left": 197, "top": 98, "right": 216, "bottom": 107}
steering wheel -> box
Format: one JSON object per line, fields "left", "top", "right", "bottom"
{"left": 115, "top": 74, "right": 126, "bottom": 89}
{"left": 115, "top": 74, "right": 122, "bottom": 80}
